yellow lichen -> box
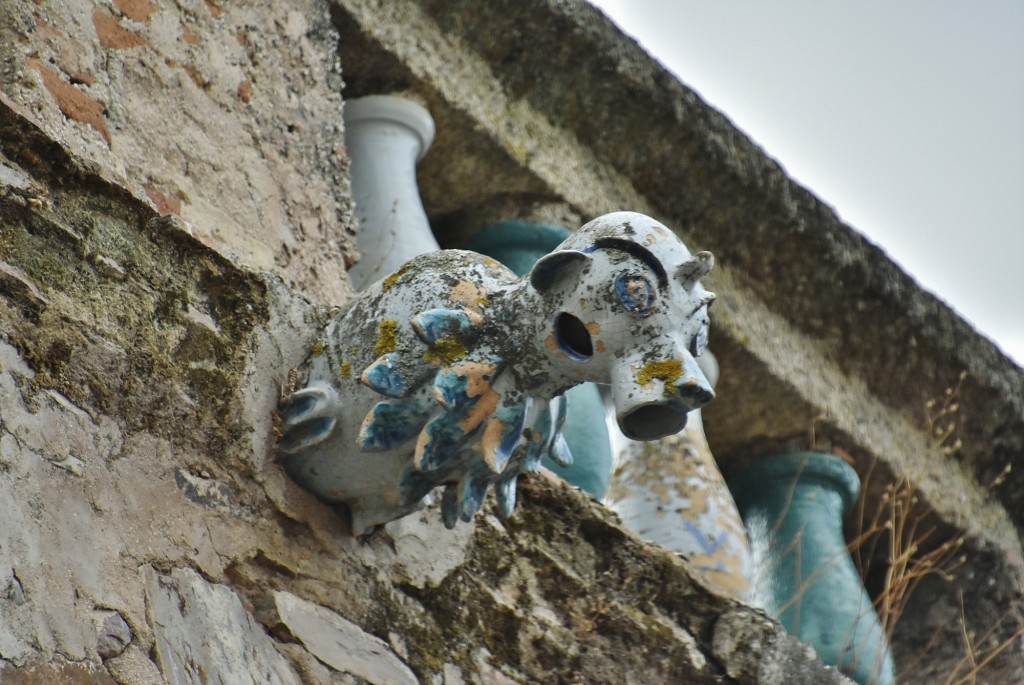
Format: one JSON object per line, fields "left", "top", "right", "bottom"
{"left": 310, "top": 339, "right": 325, "bottom": 357}
{"left": 375, "top": 320, "right": 400, "bottom": 357}
{"left": 423, "top": 337, "right": 468, "bottom": 365}
{"left": 339, "top": 360, "right": 352, "bottom": 378}
{"left": 636, "top": 360, "right": 683, "bottom": 387}
{"left": 381, "top": 262, "right": 413, "bottom": 292}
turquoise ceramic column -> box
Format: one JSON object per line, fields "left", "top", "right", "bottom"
{"left": 729, "top": 452, "right": 896, "bottom": 685}
{"left": 466, "top": 221, "right": 614, "bottom": 498}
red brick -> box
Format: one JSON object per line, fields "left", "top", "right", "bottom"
{"left": 93, "top": 8, "right": 146, "bottom": 49}
{"left": 181, "top": 22, "right": 200, "bottom": 45}
{"left": 144, "top": 183, "right": 182, "bottom": 216}
{"left": 113, "top": 0, "right": 157, "bottom": 24}
{"left": 27, "top": 58, "right": 111, "bottom": 146}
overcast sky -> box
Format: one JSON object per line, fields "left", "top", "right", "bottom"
{"left": 589, "top": 1, "right": 1024, "bottom": 367}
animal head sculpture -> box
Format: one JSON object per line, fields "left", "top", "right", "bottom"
{"left": 278, "top": 212, "right": 715, "bottom": 534}
{"left": 524, "top": 212, "right": 716, "bottom": 439}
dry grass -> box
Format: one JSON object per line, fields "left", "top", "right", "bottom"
{"left": 849, "top": 473, "right": 966, "bottom": 644}
{"left": 848, "top": 371, "right": 1022, "bottom": 683}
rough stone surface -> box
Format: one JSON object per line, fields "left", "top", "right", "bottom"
{"left": 0, "top": 0, "right": 357, "bottom": 304}
{"left": 95, "top": 610, "right": 133, "bottom": 660}
{"left": 0, "top": 657, "right": 121, "bottom": 684}
{"left": 712, "top": 607, "right": 851, "bottom": 684}
{"left": 259, "top": 590, "right": 418, "bottom": 685}
{"left": 146, "top": 567, "right": 302, "bottom": 685}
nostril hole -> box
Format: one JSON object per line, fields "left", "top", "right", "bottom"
{"left": 678, "top": 383, "right": 715, "bottom": 408}
{"left": 554, "top": 312, "right": 593, "bottom": 360}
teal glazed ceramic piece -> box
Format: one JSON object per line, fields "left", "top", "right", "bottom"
{"left": 730, "top": 452, "right": 896, "bottom": 685}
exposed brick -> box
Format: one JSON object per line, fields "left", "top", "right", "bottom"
{"left": 27, "top": 58, "right": 110, "bottom": 146}
{"left": 181, "top": 22, "right": 200, "bottom": 45}
{"left": 32, "top": 16, "right": 96, "bottom": 86}
{"left": 182, "top": 64, "right": 207, "bottom": 89}
{"left": 113, "top": 0, "right": 157, "bottom": 24}
{"left": 93, "top": 8, "right": 146, "bottom": 49}
{"left": 68, "top": 71, "right": 97, "bottom": 86}
{"left": 144, "top": 183, "right": 182, "bottom": 216}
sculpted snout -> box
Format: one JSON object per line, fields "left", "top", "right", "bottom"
{"left": 611, "top": 345, "right": 714, "bottom": 441}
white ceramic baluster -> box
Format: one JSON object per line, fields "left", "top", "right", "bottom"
{"left": 344, "top": 95, "right": 438, "bottom": 291}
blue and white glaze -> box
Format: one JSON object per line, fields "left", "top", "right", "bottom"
{"left": 607, "top": 352, "right": 754, "bottom": 602}
{"left": 278, "top": 212, "right": 717, "bottom": 535}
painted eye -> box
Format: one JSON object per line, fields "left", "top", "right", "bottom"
{"left": 555, "top": 312, "right": 593, "bottom": 360}
{"left": 614, "top": 272, "right": 656, "bottom": 316}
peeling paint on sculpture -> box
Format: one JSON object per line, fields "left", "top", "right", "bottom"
{"left": 278, "top": 212, "right": 716, "bottom": 535}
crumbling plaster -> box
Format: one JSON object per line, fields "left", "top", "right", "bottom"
{"left": 0, "top": 0, "right": 357, "bottom": 305}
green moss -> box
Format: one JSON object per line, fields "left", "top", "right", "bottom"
{"left": 366, "top": 580, "right": 449, "bottom": 677}
{"left": 0, "top": 158, "right": 270, "bottom": 467}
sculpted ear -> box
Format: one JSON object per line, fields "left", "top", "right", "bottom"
{"left": 675, "top": 251, "right": 715, "bottom": 290}
{"left": 529, "top": 250, "right": 591, "bottom": 293}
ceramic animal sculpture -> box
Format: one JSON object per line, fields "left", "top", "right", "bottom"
{"left": 278, "top": 211, "right": 717, "bottom": 535}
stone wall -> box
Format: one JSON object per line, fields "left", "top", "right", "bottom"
{"left": 0, "top": 0, "right": 356, "bottom": 303}
{"left": 1, "top": 0, "right": 1020, "bottom": 683}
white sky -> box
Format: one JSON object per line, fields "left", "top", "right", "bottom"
{"left": 589, "top": 1, "right": 1024, "bottom": 367}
